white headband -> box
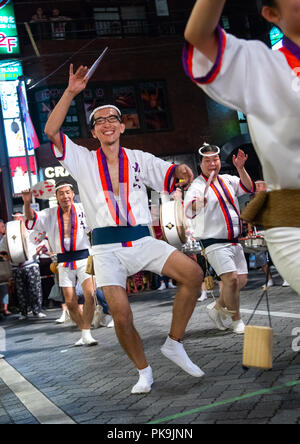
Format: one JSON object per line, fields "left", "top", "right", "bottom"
{"left": 89, "top": 105, "right": 122, "bottom": 123}
{"left": 199, "top": 143, "right": 220, "bottom": 157}
{"left": 55, "top": 183, "right": 74, "bottom": 192}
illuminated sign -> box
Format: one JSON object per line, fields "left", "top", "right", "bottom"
{"left": 0, "top": 60, "right": 22, "bottom": 80}
{"left": 0, "top": 1, "right": 11, "bottom": 10}
{"left": 270, "top": 26, "right": 283, "bottom": 50}
{"left": 0, "top": 0, "right": 19, "bottom": 55}
{"left": 0, "top": 78, "right": 37, "bottom": 195}
{"left": 9, "top": 156, "right": 38, "bottom": 194}
{"left": 44, "top": 166, "right": 70, "bottom": 179}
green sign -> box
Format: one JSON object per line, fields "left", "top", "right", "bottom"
{"left": 270, "top": 26, "right": 283, "bottom": 48}
{"left": 0, "top": 0, "right": 19, "bottom": 55}
{"left": 0, "top": 59, "right": 22, "bottom": 79}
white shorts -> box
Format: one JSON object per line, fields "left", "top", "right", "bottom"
{"left": 92, "top": 236, "right": 176, "bottom": 289}
{"left": 206, "top": 243, "right": 248, "bottom": 277}
{"left": 58, "top": 258, "right": 91, "bottom": 288}
{"left": 265, "top": 227, "right": 300, "bottom": 294}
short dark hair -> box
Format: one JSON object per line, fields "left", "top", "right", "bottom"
{"left": 55, "top": 180, "right": 74, "bottom": 194}
{"left": 199, "top": 144, "right": 220, "bottom": 163}
{"left": 257, "top": 0, "right": 277, "bottom": 12}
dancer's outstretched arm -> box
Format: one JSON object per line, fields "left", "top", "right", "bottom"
{"left": 44, "top": 64, "right": 88, "bottom": 153}
{"left": 184, "top": 0, "right": 226, "bottom": 61}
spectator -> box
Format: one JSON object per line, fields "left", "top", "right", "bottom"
{"left": 50, "top": 8, "right": 71, "bottom": 40}
{"left": 0, "top": 283, "right": 11, "bottom": 317}
{"left": 0, "top": 220, "right": 11, "bottom": 317}
{"left": 0, "top": 213, "right": 46, "bottom": 320}
{"left": 30, "top": 7, "right": 47, "bottom": 22}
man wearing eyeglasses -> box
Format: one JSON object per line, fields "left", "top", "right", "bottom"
{"left": 44, "top": 64, "right": 205, "bottom": 395}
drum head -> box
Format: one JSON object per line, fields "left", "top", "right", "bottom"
{"left": 6, "top": 220, "right": 29, "bottom": 264}
{"left": 160, "top": 200, "right": 187, "bottom": 249}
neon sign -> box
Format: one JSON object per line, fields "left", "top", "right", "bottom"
{"left": 0, "top": 0, "right": 19, "bottom": 55}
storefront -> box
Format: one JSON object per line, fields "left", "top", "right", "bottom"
{"left": 0, "top": 0, "right": 39, "bottom": 218}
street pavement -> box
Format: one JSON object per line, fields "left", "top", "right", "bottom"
{"left": 0, "top": 267, "right": 300, "bottom": 425}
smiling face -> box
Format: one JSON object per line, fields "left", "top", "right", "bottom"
{"left": 200, "top": 153, "right": 221, "bottom": 177}
{"left": 91, "top": 107, "right": 126, "bottom": 147}
{"left": 56, "top": 186, "right": 74, "bottom": 210}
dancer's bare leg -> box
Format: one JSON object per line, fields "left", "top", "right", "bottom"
{"left": 103, "top": 285, "right": 152, "bottom": 394}
{"left": 160, "top": 250, "right": 205, "bottom": 378}
{"left": 63, "top": 287, "right": 84, "bottom": 328}
{"left": 161, "top": 250, "right": 203, "bottom": 339}
{"left": 63, "top": 285, "right": 98, "bottom": 346}
{"left": 217, "top": 272, "right": 247, "bottom": 321}
{"left": 103, "top": 285, "right": 148, "bottom": 370}
{"left": 81, "top": 277, "right": 95, "bottom": 329}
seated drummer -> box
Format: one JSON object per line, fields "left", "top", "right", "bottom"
{"left": 184, "top": 143, "right": 255, "bottom": 334}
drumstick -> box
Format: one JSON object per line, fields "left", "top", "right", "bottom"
{"left": 84, "top": 47, "right": 109, "bottom": 80}
{"left": 204, "top": 171, "right": 215, "bottom": 197}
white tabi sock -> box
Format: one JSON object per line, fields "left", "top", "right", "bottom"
{"left": 161, "top": 336, "right": 205, "bottom": 378}
{"left": 81, "top": 329, "right": 98, "bottom": 345}
{"left": 131, "top": 366, "right": 153, "bottom": 394}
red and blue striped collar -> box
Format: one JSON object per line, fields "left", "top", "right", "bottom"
{"left": 280, "top": 35, "right": 300, "bottom": 74}
{"left": 201, "top": 173, "right": 241, "bottom": 239}
{"left": 96, "top": 147, "right": 136, "bottom": 227}
{"left": 282, "top": 35, "right": 300, "bottom": 60}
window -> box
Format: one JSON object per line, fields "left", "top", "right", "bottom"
{"left": 82, "top": 80, "right": 172, "bottom": 134}
{"left": 32, "top": 86, "right": 82, "bottom": 143}
{"left": 93, "top": 5, "right": 147, "bottom": 36}
{"left": 113, "top": 85, "right": 140, "bottom": 130}
{"left": 139, "top": 81, "right": 170, "bottom": 131}
{"left": 29, "top": 80, "right": 172, "bottom": 142}
{"left": 94, "top": 7, "right": 121, "bottom": 36}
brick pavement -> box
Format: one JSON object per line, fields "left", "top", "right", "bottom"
{"left": 0, "top": 268, "right": 300, "bottom": 424}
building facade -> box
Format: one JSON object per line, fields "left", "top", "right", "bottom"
{"left": 0, "top": 0, "right": 272, "bottom": 216}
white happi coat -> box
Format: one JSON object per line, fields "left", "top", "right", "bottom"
{"left": 25, "top": 203, "right": 90, "bottom": 255}
{"left": 184, "top": 173, "right": 253, "bottom": 252}
{"left": 51, "top": 134, "right": 177, "bottom": 230}
{"left": 183, "top": 27, "right": 300, "bottom": 191}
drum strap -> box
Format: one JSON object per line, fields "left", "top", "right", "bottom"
{"left": 246, "top": 286, "right": 272, "bottom": 329}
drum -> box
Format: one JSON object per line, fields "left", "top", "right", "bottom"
{"left": 239, "top": 236, "right": 267, "bottom": 253}
{"left": 6, "top": 220, "right": 29, "bottom": 264}
{"left": 160, "top": 200, "right": 187, "bottom": 249}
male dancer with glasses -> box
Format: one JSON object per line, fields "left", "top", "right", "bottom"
{"left": 44, "top": 64, "right": 205, "bottom": 395}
